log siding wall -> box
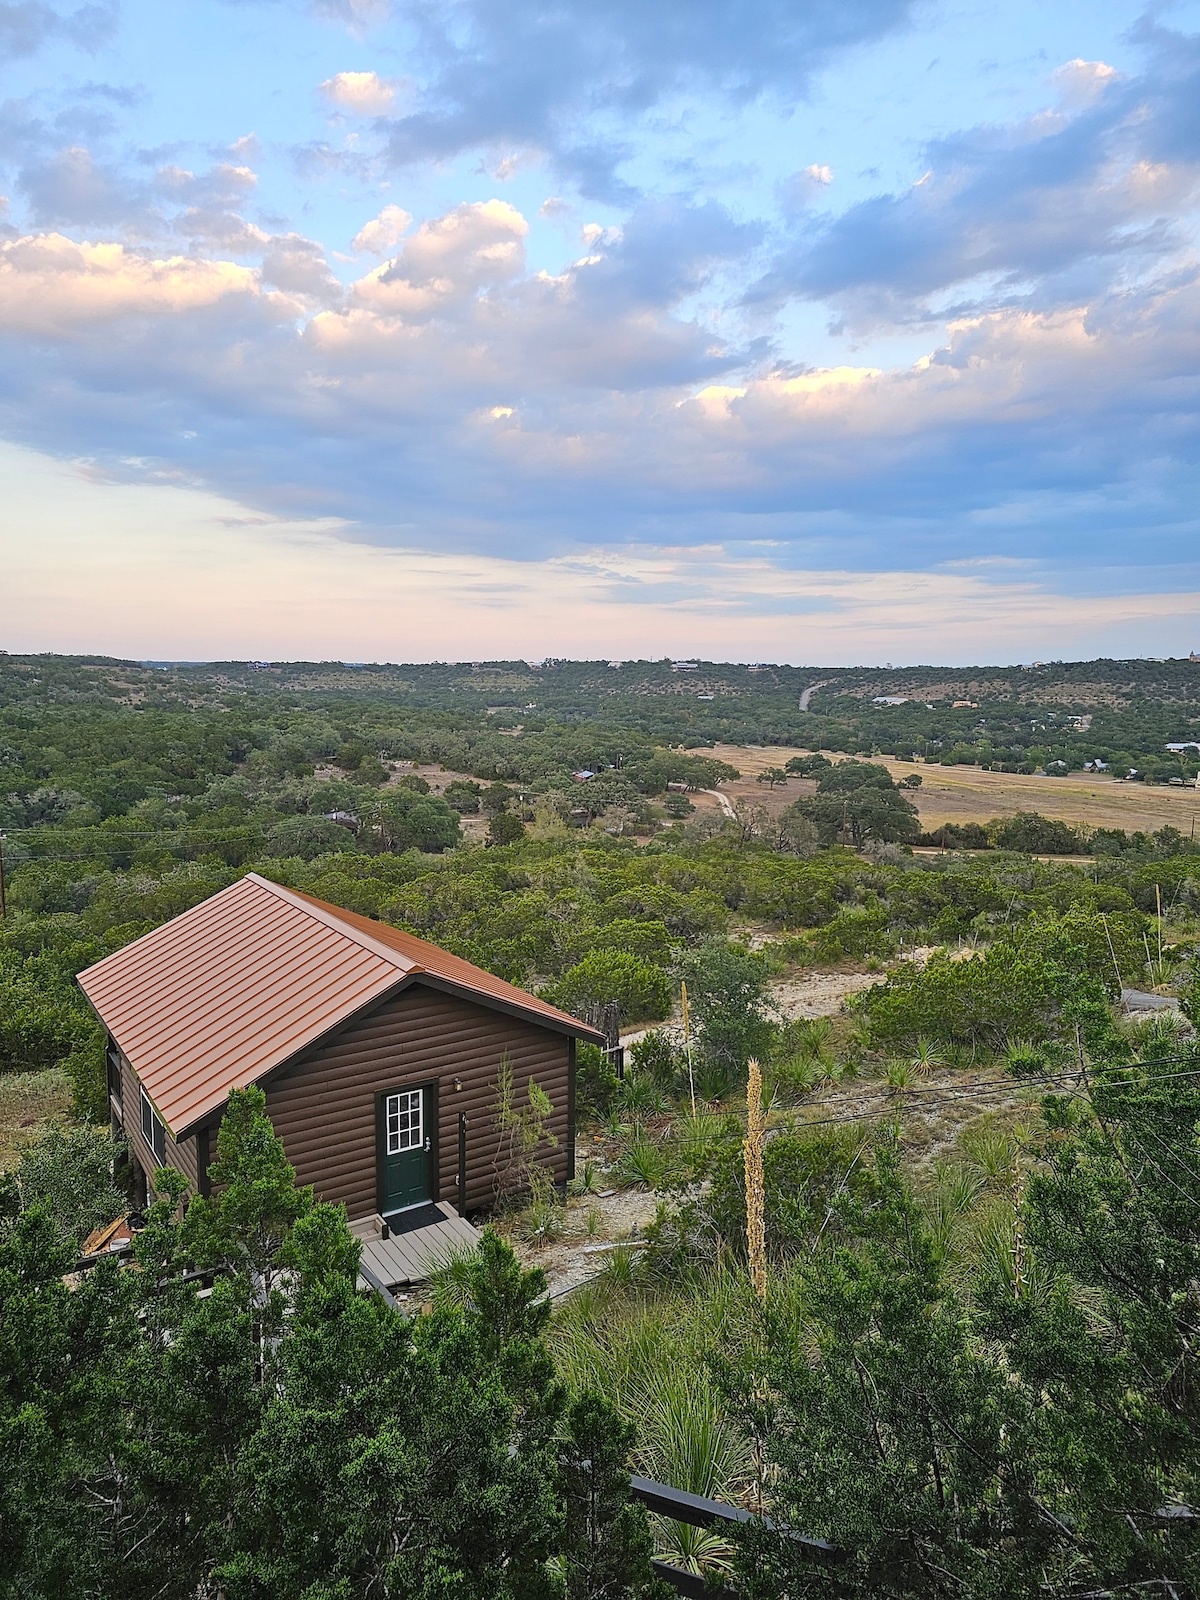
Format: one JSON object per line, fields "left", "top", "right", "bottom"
{"left": 260, "top": 983, "right": 573, "bottom": 1219}
{"left": 116, "top": 1047, "right": 200, "bottom": 1193}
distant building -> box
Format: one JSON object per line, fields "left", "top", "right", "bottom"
{"left": 572, "top": 770, "right": 595, "bottom": 782}
{"left": 1165, "top": 742, "right": 1200, "bottom": 753}
{"left": 872, "top": 695, "right": 909, "bottom": 706}
{"left": 323, "top": 811, "right": 360, "bottom": 831}
{"left": 671, "top": 660, "right": 699, "bottom": 672}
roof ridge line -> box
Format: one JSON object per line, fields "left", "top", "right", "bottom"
{"left": 244, "top": 873, "right": 423, "bottom": 976}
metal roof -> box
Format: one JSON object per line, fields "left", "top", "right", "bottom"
{"left": 78, "top": 871, "right": 602, "bottom": 1137}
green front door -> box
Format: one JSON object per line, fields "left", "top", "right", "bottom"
{"left": 378, "top": 1086, "right": 431, "bottom": 1214}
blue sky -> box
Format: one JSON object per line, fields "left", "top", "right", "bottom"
{"left": 2, "top": 0, "right": 1199, "bottom": 662}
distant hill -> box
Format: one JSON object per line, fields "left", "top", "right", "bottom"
{"left": 2, "top": 653, "right": 1198, "bottom": 779}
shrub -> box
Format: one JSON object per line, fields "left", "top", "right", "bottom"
{"left": 989, "top": 812, "right": 1083, "bottom": 855}
{"left": 547, "top": 951, "right": 672, "bottom": 1025}
{"left": 576, "top": 1041, "right": 620, "bottom": 1118}
{"left": 628, "top": 1028, "right": 681, "bottom": 1088}
{"left": 700, "top": 1126, "right": 872, "bottom": 1260}
{"left": 14, "top": 1124, "right": 125, "bottom": 1250}
{"left": 856, "top": 914, "right": 1139, "bottom": 1050}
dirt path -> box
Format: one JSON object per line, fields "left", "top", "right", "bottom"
{"left": 700, "top": 787, "right": 736, "bottom": 819}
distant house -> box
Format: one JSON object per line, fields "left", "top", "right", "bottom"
{"left": 1165, "top": 742, "right": 1200, "bottom": 753}
{"left": 671, "top": 661, "right": 699, "bottom": 672}
{"left": 78, "top": 874, "right": 602, "bottom": 1224}
{"left": 572, "top": 770, "right": 595, "bottom": 782}
{"left": 872, "top": 695, "right": 909, "bottom": 706}
{"left": 322, "top": 810, "right": 360, "bottom": 830}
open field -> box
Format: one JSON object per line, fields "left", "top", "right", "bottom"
{"left": 696, "top": 742, "right": 1200, "bottom": 836}
{"left": 0, "top": 1069, "right": 72, "bottom": 1172}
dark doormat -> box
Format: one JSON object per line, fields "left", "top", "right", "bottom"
{"left": 383, "top": 1201, "right": 444, "bottom": 1236}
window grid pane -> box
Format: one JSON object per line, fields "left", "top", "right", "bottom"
{"left": 385, "top": 1090, "right": 422, "bottom": 1154}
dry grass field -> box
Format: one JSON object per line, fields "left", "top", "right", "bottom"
{"left": 695, "top": 743, "right": 1200, "bottom": 837}
{"left": 0, "top": 1069, "right": 72, "bottom": 1172}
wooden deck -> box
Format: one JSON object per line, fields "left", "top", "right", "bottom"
{"left": 350, "top": 1202, "right": 482, "bottom": 1291}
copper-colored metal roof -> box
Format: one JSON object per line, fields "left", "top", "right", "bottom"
{"left": 78, "top": 871, "right": 602, "bottom": 1137}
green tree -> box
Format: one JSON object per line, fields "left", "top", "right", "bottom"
{"left": 548, "top": 950, "right": 672, "bottom": 1024}
{"left": 489, "top": 809, "right": 528, "bottom": 846}
{"left": 677, "top": 939, "right": 775, "bottom": 1080}
{"left": 757, "top": 767, "right": 789, "bottom": 789}
{"left": 264, "top": 814, "right": 358, "bottom": 859}
{"left": 559, "top": 1392, "right": 669, "bottom": 1600}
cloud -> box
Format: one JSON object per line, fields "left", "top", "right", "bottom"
{"left": 1052, "top": 58, "right": 1118, "bottom": 109}
{"left": 0, "top": 233, "right": 264, "bottom": 331}
{"left": 778, "top": 163, "right": 834, "bottom": 211}
{"left": 380, "top": 0, "right": 913, "bottom": 197}
{"left": 320, "top": 69, "right": 397, "bottom": 115}
{"left": 352, "top": 197, "right": 527, "bottom": 314}
{"left": 0, "top": 0, "right": 117, "bottom": 59}
{"left": 352, "top": 202, "right": 412, "bottom": 253}
{"left": 754, "top": 29, "right": 1200, "bottom": 322}
{"left": 5, "top": 438, "right": 1198, "bottom": 663}
{"left": 19, "top": 144, "right": 159, "bottom": 232}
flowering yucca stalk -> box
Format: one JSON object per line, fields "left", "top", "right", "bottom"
{"left": 744, "top": 1056, "right": 766, "bottom": 1301}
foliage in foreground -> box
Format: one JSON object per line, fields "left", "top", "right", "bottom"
{"left": 731, "top": 1059, "right": 1200, "bottom": 1597}
{"left": 0, "top": 1086, "right": 662, "bottom": 1600}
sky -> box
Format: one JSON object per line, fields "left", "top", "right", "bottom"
{"left": 1, "top": 0, "right": 1199, "bottom": 664}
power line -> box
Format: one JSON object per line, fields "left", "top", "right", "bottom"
{"left": 771, "top": 1058, "right": 1200, "bottom": 1134}
{"left": 780, "top": 1053, "right": 1199, "bottom": 1122}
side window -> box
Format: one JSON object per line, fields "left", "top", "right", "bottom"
{"left": 140, "top": 1086, "right": 166, "bottom": 1165}
{"left": 106, "top": 1044, "right": 123, "bottom": 1106}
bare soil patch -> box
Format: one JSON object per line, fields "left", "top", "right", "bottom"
{"left": 509, "top": 1150, "right": 664, "bottom": 1299}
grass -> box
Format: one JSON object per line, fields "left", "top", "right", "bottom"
{"left": 0, "top": 1069, "right": 73, "bottom": 1171}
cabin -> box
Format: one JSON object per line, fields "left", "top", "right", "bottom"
{"left": 78, "top": 873, "right": 603, "bottom": 1233}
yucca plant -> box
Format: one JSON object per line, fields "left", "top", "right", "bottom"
{"left": 885, "top": 1059, "right": 914, "bottom": 1096}
{"left": 1126, "top": 1009, "right": 1190, "bottom": 1060}
{"left": 910, "top": 1036, "right": 944, "bottom": 1074}
{"left": 959, "top": 1117, "right": 1016, "bottom": 1184}
{"left": 1005, "top": 1037, "right": 1046, "bottom": 1077}
{"left": 618, "top": 1138, "right": 668, "bottom": 1191}
{"left": 568, "top": 1159, "right": 601, "bottom": 1196}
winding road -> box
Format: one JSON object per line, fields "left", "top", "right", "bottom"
{"left": 798, "top": 680, "right": 829, "bottom": 711}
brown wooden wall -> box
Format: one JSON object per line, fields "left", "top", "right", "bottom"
{"left": 115, "top": 1049, "right": 200, "bottom": 1193}
{"left": 258, "top": 982, "right": 574, "bottom": 1219}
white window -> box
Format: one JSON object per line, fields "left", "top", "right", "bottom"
{"left": 385, "top": 1089, "right": 422, "bottom": 1154}
{"left": 140, "top": 1086, "right": 166, "bottom": 1165}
